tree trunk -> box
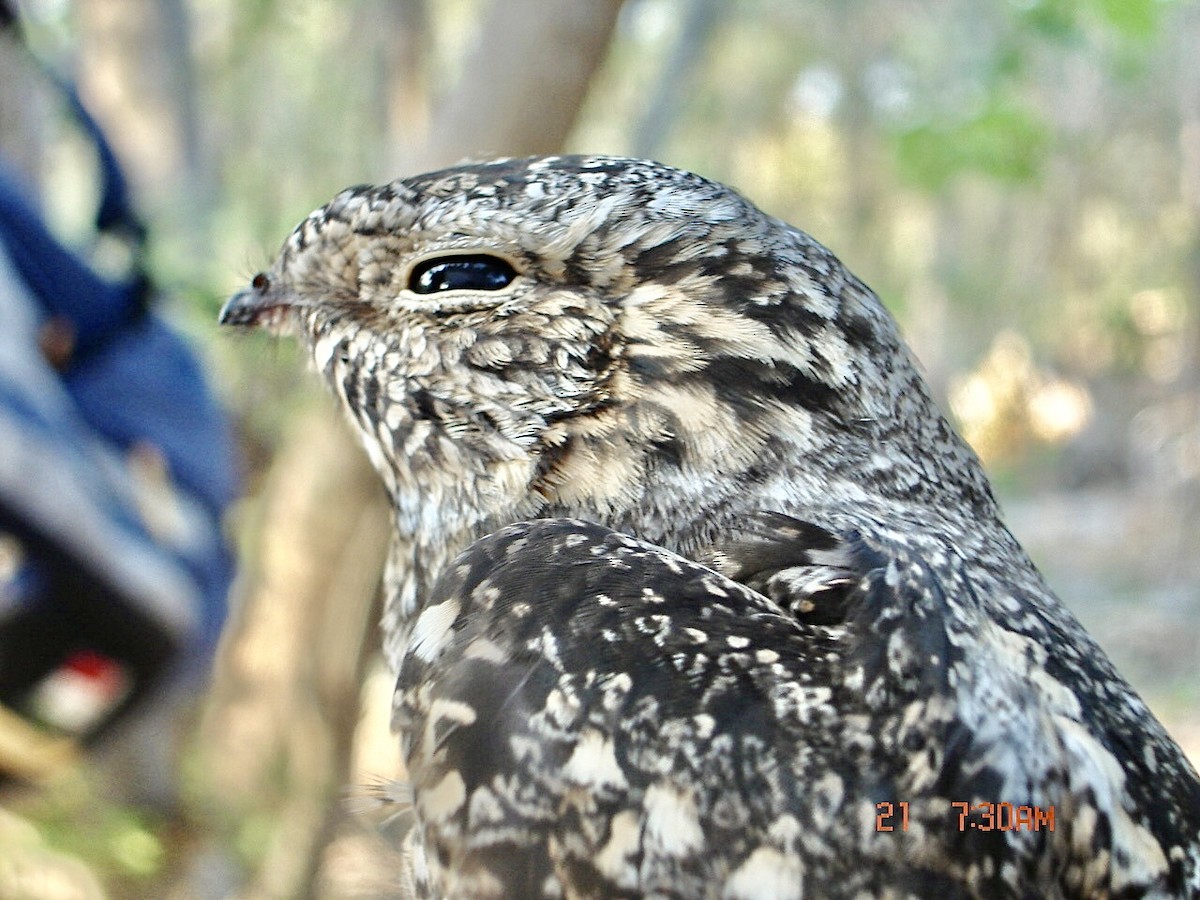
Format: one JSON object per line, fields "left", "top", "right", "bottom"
{"left": 406, "top": 0, "right": 625, "bottom": 171}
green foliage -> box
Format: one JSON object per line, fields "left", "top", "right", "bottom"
{"left": 894, "top": 102, "right": 1050, "bottom": 190}
{"left": 1019, "top": 0, "right": 1166, "bottom": 43}
{"left": 1019, "top": 0, "right": 1081, "bottom": 41}
{"left": 12, "top": 773, "right": 167, "bottom": 886}
{"left": 1096, "top": 0, "right": 1162, "bottom": 40}
{"left": 889, "top": 0, "right": 1173, "bottom": 193}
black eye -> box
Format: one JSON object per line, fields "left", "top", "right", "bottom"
{"left": 408, "top": 254, "right": 517, "bottom": 294}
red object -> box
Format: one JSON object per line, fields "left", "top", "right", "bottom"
{"left": 25, "top": 650, "right": 131, "bottom": 735}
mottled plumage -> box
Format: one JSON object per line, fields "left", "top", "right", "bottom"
{"left": 221, "top": 155, "right": 1200, "bottom": 898}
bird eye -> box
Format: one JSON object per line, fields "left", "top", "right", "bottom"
{"left": 408, "top": 255, "right": 517, "bottom": 294}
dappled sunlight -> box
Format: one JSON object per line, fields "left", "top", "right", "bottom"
{"left": 949, "top": 329, "right": 1092, "bottom": 464}
{"left": 1129, "top": 288, "right": 1189, "bottom": 383}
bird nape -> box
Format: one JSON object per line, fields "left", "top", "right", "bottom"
{"left": 221, "top": 155, "right": 1200, "bottom": 899}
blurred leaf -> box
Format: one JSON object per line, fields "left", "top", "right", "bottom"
{"left": 110, "top": 823, "right": 164, "bottom": 877}
{"left": 893, "top": 103, "right": 1050, "bottom": 190}
{"left": 1015, "top": 0, "right": 1163, "bottom": 44}
{"left": 994, "top": 44, "right": 1027, "bottom": 79}
{"left": 17, "top": 773, "right": 168, "bottom": 886}
{"left": 1018, "top": 0, "right": 1081, "bottom": 41}
{"left": 1096, "top": 0, "right": 1160, "bottom": 40}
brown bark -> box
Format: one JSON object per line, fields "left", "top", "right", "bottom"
{"left": 406, "top": 0, "right": 626, "bottom": 171}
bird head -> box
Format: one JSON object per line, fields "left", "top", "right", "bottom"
{"left": 222, "top": 155, "right": 995, "bottom": 564}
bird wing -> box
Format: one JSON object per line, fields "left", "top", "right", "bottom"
{"left": 395, "top": 517, "right": 862, "bottom": 897}
{"left": 393, "top": 516, "right": 1186, "bottom": 898}
{"left": 710, "top": 512, "right": 1193, "bottom": 898}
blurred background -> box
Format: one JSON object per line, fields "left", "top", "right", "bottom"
{"left": 0, "top": 0, "right": 1197, "bottom": 897}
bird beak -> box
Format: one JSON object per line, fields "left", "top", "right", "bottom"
{"left": 219, "top": 275, "right": 297, "bottom": 335}
{"left": 218, "top": 287, "right": 263, "bottom": 327}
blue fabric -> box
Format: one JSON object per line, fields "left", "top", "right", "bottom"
{"left": 60, "top": 314, "right": 239, "bottom": 650}
{"left": 63, "top": 312, "right": 238, "bottom": 521}
{"left": 0, "top": 22, "right": 238, "bottom": 662}
{"left": 0, "top": 157, "right": 236, "bottom": 655}
{"left": 0, "top": 168, "right": 138, "bottom": 352}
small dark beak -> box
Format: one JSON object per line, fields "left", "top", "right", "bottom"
{"left": 219, "top": 273, "right": 286, "bottom": 328}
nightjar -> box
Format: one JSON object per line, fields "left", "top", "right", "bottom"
{"left": 221, "top": 155, "right": 1200, "bottom": 899}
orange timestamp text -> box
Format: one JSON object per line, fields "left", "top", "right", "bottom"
{"left": 875, "top": 801, "right": 1055, "bottom": 832}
